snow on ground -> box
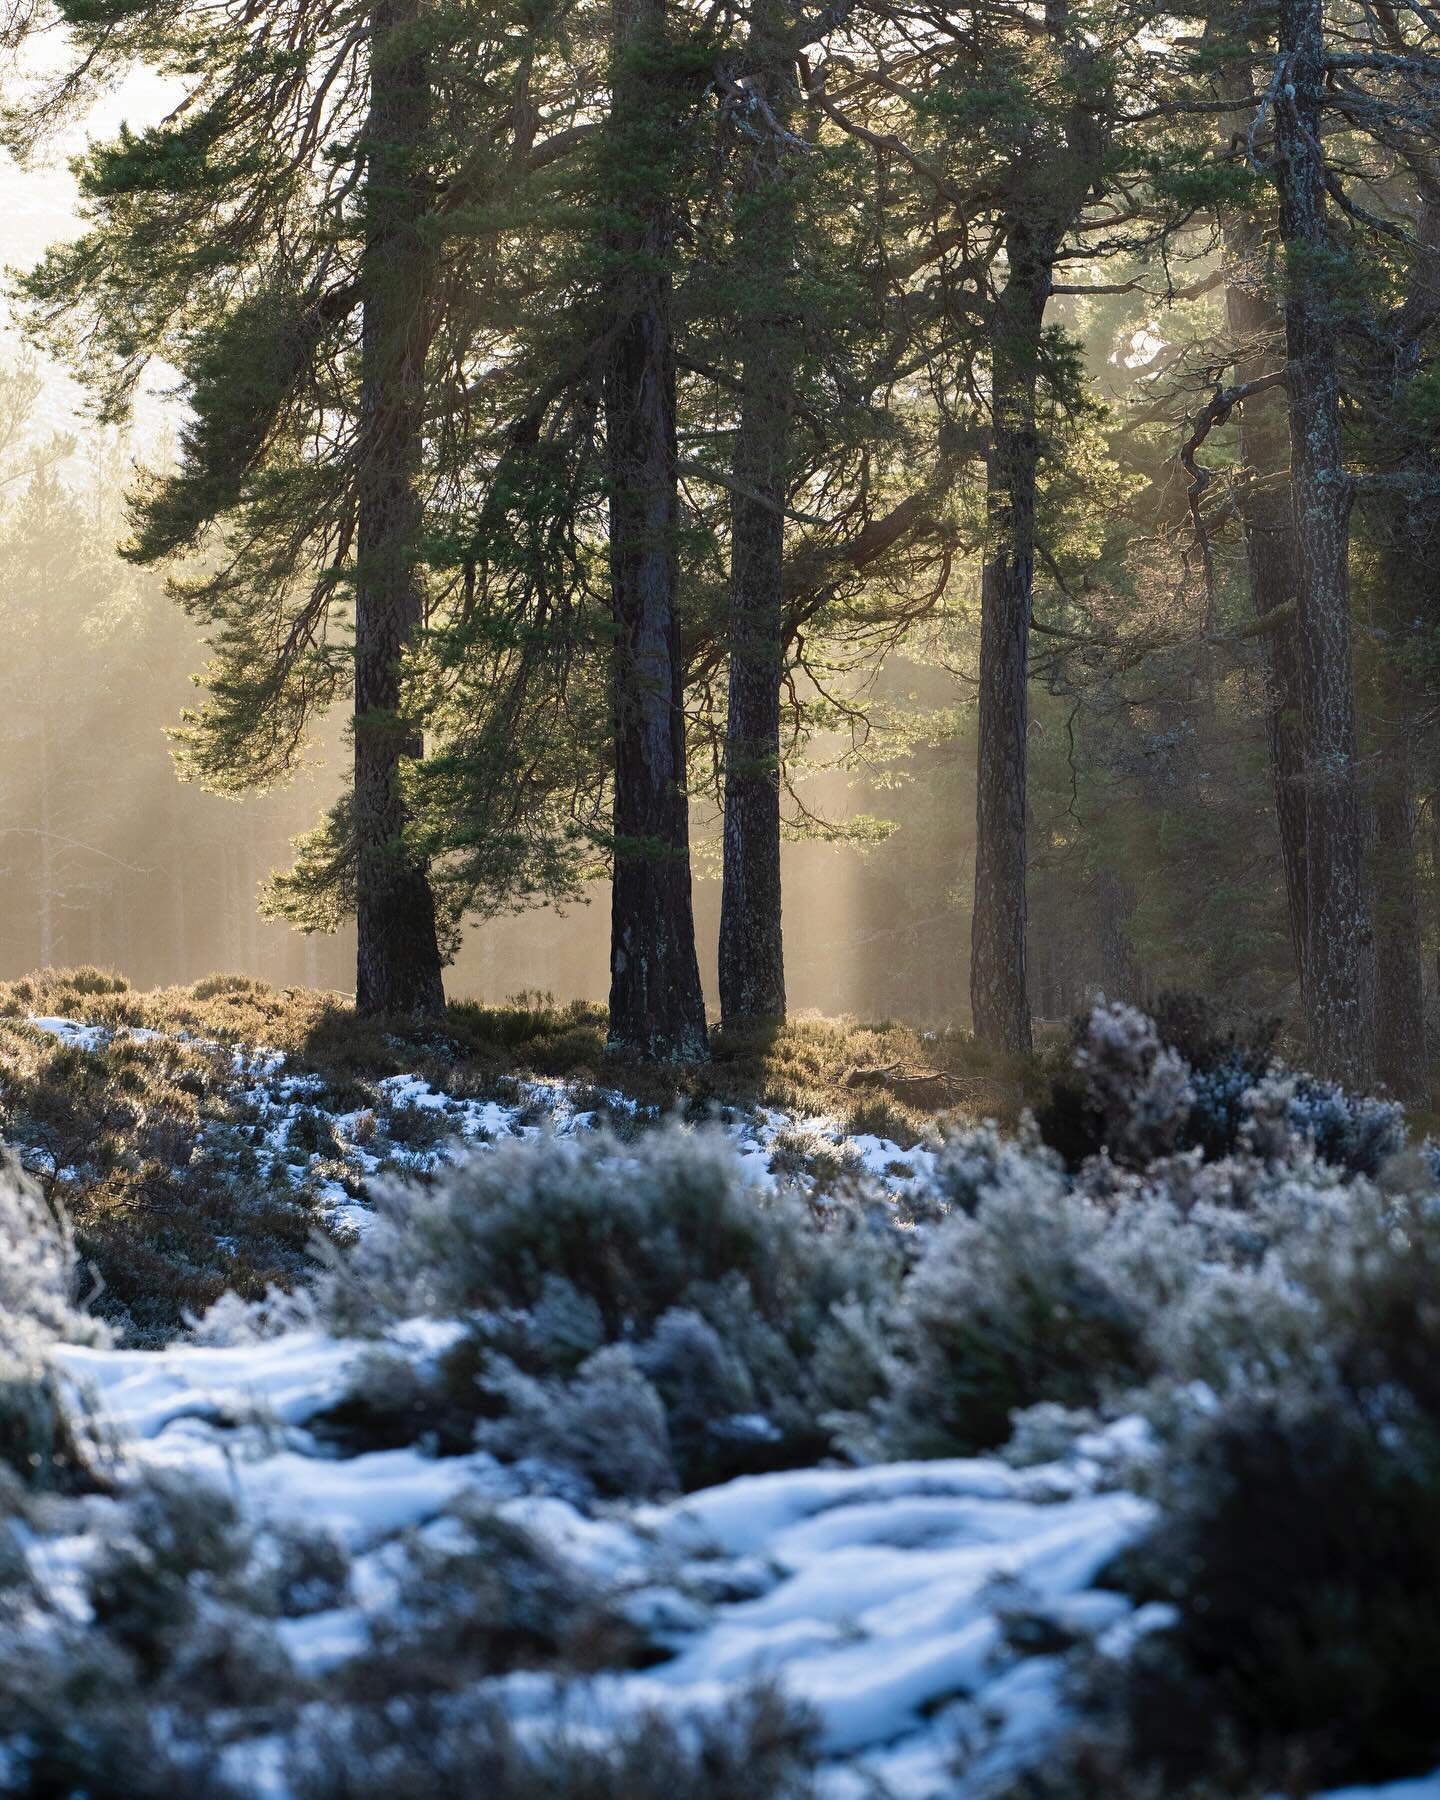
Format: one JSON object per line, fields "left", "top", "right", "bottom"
{"left": 42, "top": 1322, "right": 1434, "bottom": 1798}
{"left": 24, "top": 1013, "right": 941, "bottom": 1244}
{"left": 17, "top": 1015, "right": 1438, "bottom": 1798}
{"left": 45, "top": 1319, "right": 1160, "bottom": 1796}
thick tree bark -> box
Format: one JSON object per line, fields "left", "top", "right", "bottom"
{"left": 1221, "top": 187, "right": 1310, "bottom": 994}
{"left": 604, "top": 0, "right": 709, "bottom": 1061}
{"left": 968, "top": 0, "right": 1102, "bottom": 1057}
{"left": 718, "top": 10, "right": 793, "bottom": 1029}
{"left": 1274, "top": 0, "right": 1376, "bottom": 1088}
{"left": 1371, "top": 201, "right": 1440, "bottom": 1100}
{"left": 970, "top": 240, "right": 1045, "bottom": 1056}
{"left": 353, "top": 0, "right": 446, "bottom": 1019}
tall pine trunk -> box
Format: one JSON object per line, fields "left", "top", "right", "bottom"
{"left": 604, "top": 0, "right": 708, "bottom": 1061}
{"left": 1369, "top": 198, "right": 1440, "bottom": 1098}
{"left": 968, "top": 0, "right": 1102, "bottom": 1056}
{"left": 717, "top": 11, "right": 793, "bottom": 1029}
{"left": 970, "top": 237, "right": 1045, "bottom": 1056}
{"left": 353, "top": 0, "right": 447, "bottom": 1019}
{"left": 1274, "top": 0, "right": 1376, "bottom": 1087}
{"left": 1233, "top": 344, "right": 1310, "bottom": 993}
{"left": 1222, "top": 186, "right": 1310, "bottom": 994}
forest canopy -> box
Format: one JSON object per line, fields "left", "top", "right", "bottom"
{"left": 0, "top": 0, "right": 1437, "bottom": 1088}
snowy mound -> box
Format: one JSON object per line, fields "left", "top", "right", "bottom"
{"left": 40, "top": 1325, "right": 1160, "bottom": 1795}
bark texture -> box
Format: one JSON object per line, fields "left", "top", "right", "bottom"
{"left": 970, "top": 242, "right": 1045, "bottom": 1056}
{"left": 604, "top": 0, "right": 709, "bottom": 1061}
{"left": 969, "top": 2, "right": 1102, "bottom": 1055}
{"left": 353, "top": 0, "right": 447, "bottom": 1019}
{"left": 1371, "top": 200, "right": 1440, "bottom": 1100}
{"left": 718, "top": 7, "right": 794, "bottom": 1028}
{"left": 1274, "top": 0, "right": 1376, "bottom": 1087}
{"left": 1220, "top": 157, "right": 1309, "bottom": 993}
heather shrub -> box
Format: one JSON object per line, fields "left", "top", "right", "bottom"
{"left": 1113, "top": 1389, "right": 1440, "bottom": 1792}
{"left": 341, "top": 1497, "right": 640, "bottom": 1697}
{"left": 1036, "top": 996, "right": 1405, "bottom": 1175}
{"left": 86, "top": 1472, "right": 260, "bottom": 1681}
{"left": 0, "top": 1469, "right": 303, "bottom": 1795}
{"left": 0, "top": 1157, "right": 110, "bottom": 1492}
{"left": 0, "top": 1153, "right": 108, "bottom": 1354}
{"left": 1073, "top": 1170, "right": 1440, "bottom": 1791}
{"left": 477, "top": 1346, "right": 678, "bottom": 1498}
{"left": 320, "top": 1127, "right": 902, "bottom": 1488}
{"left": 876, "top": 1149, "right": 1163, "bottom": 1455}
{"left": 1036, "top": 1001, "right": 1193, "bottom": 1170}
{"left": 287, "top": 1686, "right": 817, "bottom": 1800}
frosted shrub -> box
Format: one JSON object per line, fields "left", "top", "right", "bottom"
{"left": 878, "top": 1155, "right": 1157, "bottom": 1455}
{"left": 1074, "top": 1002, "right": 1194, "bottom": 1168}
{"left": 321, "top": 1126, "right": 902, "bottom": 1488}
{"left": 346, "top": 1497, "right": 640, "bottom": 1695}
{"left": 287, "top": 1685, "right": 817, "bottom": 1800}
{"left": 1284, "top": 1076, "right": 1406, "bottom": 1176}
{"left": 0, "top": 1156, "right": 109, "bottom": 1493}
{"left": 0, "top": 1468, "right": 315, "bottom": 1794}
{"left": 0, "top": 1154, "right": 108, "bottom": 1356}
{"left": 324, "top": 1125, "right": 890, "bottom": 1335}
{"left": 1113, "top": 1387, "right": 1440, "bottom": 1792}
{"left": 1072, "top": 1168, "right": 1440, "bottom": 1790}
{"left": 928, "top": 1117, "right": 1066, "bottom": 1216}
{"left": 478, "top": 1346, "right": 677, "bottom": 1498}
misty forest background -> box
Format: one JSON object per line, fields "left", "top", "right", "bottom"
{"left": 0, "top": 0, "right": 1436, "bottom": 1086}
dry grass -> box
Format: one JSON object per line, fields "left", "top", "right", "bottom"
{"left": 0, "top": 966, "right": 1040, "bottom": 1342}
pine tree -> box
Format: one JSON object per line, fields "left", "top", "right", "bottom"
{"left": 602, "top": 0, "right": 710, "bottom": 1060}
{"left": 351, "top": 0, "right": 446, "bottom": 1016}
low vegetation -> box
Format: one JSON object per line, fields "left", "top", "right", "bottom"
{"left": 0, "top": 967, "right": 1032, "bottom": 1339}
{"left": 3, "top": 983, "right": 1440, "bottom": 1794}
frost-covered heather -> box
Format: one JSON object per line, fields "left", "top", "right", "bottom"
{"left": 3, "top": 1001, "right": 1440, "bottom": 1796}
{"left": 3, "top": 994, "right": 947, "bottom": 1342}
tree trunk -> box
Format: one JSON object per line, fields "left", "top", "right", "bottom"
{"left": 1373, "top": 670, "right": 1428, "bottom": 1100}
{"left": 717, "top": 9, "right": 794, "bottom": 1029}
{"left": 1370, "top": 199, "right": 1440, "bottom": 1103}
{"left": 968, "top": 0, "right": 1101, "bottom": 1057}
{"left": 1096, "top": 867, "right": 1140, "bottom": 1002}
{"left": 353, "top": 0, "right": 447, "bottom": 1019}
{"left": 1274, "top": 0, "right": 1376, "bottom": 1088}
{"left": 604, "top": 0, "right": 708, "bottom": 1061}
{"left": 1218, "top": 95, "right": 1309, "bottom": 994}
{"left": 970, "top": 235, "right": 1046, "bottom": 1056}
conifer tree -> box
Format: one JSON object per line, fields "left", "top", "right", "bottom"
{"left": 716, "top": 0, "right": 800, "bottom": 1029}
{"left": 602, "top": 0, "right": 710, "bottom": 1060}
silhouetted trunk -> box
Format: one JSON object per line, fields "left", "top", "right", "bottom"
{"left": 970, "top": 241, "right": 1044, "bottom": 1055}
{"left": 1373, "top": 668, "right": 1428, "bottom": 1100}
{"left": 1096, "top": 867, "right": 1139, "bottom": 1002}
{"left": 968, "top": 0, "right": 1102, "bottom": 1056}
{"left": 353, "top": 0, "right": 446, "bottom": 1019}
{"left": 603, "top": 0, "right": 708, "bottom": 1061}
{"left": 718, "top": 8, "right": 793, "bottom": 1028}
{"left": 1371, "top": 200, "right": 1440, "bottom": 1102}
{"left": 1274, "top": 0, "right": 1375, "bottom": 1088}
{"left": 1217, "top": 60, "right": 1309, "bottom": 993}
